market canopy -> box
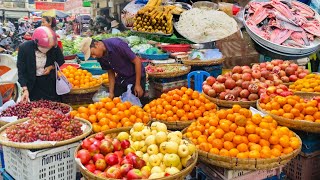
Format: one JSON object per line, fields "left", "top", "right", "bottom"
{"left": 42, "top": 9, "right": 69, "bottom": 18}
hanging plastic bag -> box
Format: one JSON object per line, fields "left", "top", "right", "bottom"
{"left": 92, "top": 87, "right": 109, "bottom": 102}
{"left": 121, "top": 84, "right": 142, "bottom": 107}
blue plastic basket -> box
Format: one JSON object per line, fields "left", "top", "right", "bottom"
{"left": 77, "top": 53, "right": 97, "bottom": 61}
{"left": 294, "top": 130, "right": 320, "bottom": 155}
{"left": 191, "top": 64, "right": 222, "bottom": 78}
{"left": 139, "top": 53, "right": 169, "bottom": 60}
{"left": 0, "top": 145, "right": 4, "bottom": 168}
{"left": 0, "top": 168, "right": 14, "bottom": 180}
{"left": 80, "top": 62, "right": 106, "bottom": 75}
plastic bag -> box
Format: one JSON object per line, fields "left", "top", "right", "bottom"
{"left": 92, "top": 87, "right": 109, "bottom": 102}
{"left": 121, "top": 84, "right": 142, "bottom": 107}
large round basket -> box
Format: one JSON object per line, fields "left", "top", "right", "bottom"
{"left": 75, "top": 127, "right": 198, "bottom": 180}
{"left": 203, "top": 93, "right": 257, "bottom": 108}
{"left": 181, "top": 57, "right": 224, "bottom": 66}
{"left": 294, "top": 91, "right": 320, "bottom": 98}
{"left": 70, "top": 83, "right": 102, "bottom": 94}
{"left": 257, "top": 101, "right": 320, "bottom": 133}
{"left": 151, "top": 119, "right": 196, "bottom": 131}
{"left": 0, "top": 117, "right": 92, "bottom": 149}
{"left": 198, "top": 134, "right": 301, "bottom": 170}
{"left": 0, "top": 103, "right": 72, "bottom": 127}
{"left": 283, "top": 82, "right": 293, "bottom": 86}
{"left": 147, "top": 64, "right": 191, "bottom": 79}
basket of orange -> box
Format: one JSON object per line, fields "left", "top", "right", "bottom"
{"left": 257, "top": 95, "right": 320, "bottom": 133}
{"left": 183, "top": 105, "right": 301, "bottom": 170}
{"left": 100, "top": 73, "right": 109, "bottom": 87}
{"left": 289, "top": 74, "right": 320, "bottom": 97}
{"left": 144, "top": 87, "right": 217, "bottom": 130}
{"left": 70, "top": 97, "right": 150, "bottom": 133}
{"left": 61, "top": 65, "right": 102, "bottom": 105}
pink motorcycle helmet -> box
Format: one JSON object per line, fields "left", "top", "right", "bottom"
{"left": 32, "top": 26, "right": 57, "bottom": 48}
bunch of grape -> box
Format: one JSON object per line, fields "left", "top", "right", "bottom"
{"left": 6, "top": 108, "right": 83, "bottom": 142}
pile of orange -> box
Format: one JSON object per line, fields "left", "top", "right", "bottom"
{"left": 259, "top": 95, "right": 320, "bottom": 122}
{"left": 100, "top": 73, "right": 109, "bottom": 84}
{"left": 70, "top": 97, "right": 150, "bottom": 132}
{"left": 62, "top": 66, "right": 101, "bottom": 89}
{"left": 184, "top": 105, "right": 301, "bottom": 159}
{"left": 144, "top": 87, "right": 217, "bottom": 122}
{"left": 289, "top": 74, "right": 320, "bottom": 92}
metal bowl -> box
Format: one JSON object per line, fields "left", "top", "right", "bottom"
{"left": 192, "top": 1, "right": 219, "bottom": 10}
{"left": 167, "top": 2, "right": 192, "bottom": 11}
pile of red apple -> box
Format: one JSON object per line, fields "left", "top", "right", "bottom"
{"left": 76, "top": 132, "right": 148, "bottom": 179}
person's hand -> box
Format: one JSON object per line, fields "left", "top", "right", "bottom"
{"left": 109, "top": 92, "right": 115, "bottom": 99}
{"left": 43, "top": 65, "right": 54, "bottom": 75}
{"left": 134, "top": 85, "right": 144, "bottom": 98}
{"left": 21, "top": 90, "right": 29, "bottom": 102}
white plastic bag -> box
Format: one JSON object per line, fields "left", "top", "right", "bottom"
{"left": 92, "top": 87, "right": 109, "bottom": 102}
{"left": 0, "top": 100, "right": 18, "bottom": 123}
{"left": 121, "top": 84, "right": 142, "bottom": 107}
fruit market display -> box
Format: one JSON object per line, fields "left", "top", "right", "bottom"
{"left": 184, "top": 105, "right": 301, "bottom": 158}
{"left": 100, "top": 73, "right": 109, "bottom": 84}
{"left": 145, "top": 64, "right": 189, "bottom": 73}
{"left": 76, "top": 122, "right": 196, "bottom": 179}
{"left": 260, "top": 84, "right": 293, "bottom": 98}
{"left": 289, "top": 74, "right": 320, "bottom": 93}
{"left": 6, "top": 108, "right": 83, "bottom": 142}
{"left": 0, "top": 100, "right": 70, "bottom": 119}
{"left": 133, "top": 0, "right": 175, "bottom": 34}
{"left": 62, "top": 66, "right": 101, "bottom": 89}
{"left": 259, "top": 95, "right": 320, "bottom": 122}
{"left": 71, "top": 97, "right": 150, "bottom": 133}
{"left": 144, "top": 87, "right": 217, "bottom": 121}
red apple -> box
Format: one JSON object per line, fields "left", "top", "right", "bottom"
{"left": 97, "top": 172, "right": 107, "bottom": 178}
{"left": 81, "top": 139, "right": 93, "bottom": 150}
{"left": 121, "top": 140, "right": 131, "bottom": 149}
{"left": 85, "top": 164, "right": 96, "bottom": 173}
{"left": 95, "top": 159, "right": 107, "bottom": 171}
{"left": 112, "top": 139, "right": 122, "bottom": 151}
{"left": 121, "top": 158, "right": 133, "bottom": 165}
{"left": 127, "top": 169, "right": 143, "bottom": 180}
{"left": 88, "top": 144, "right": 100, "bottom": 156}
{"left": 141, "top": 166, "right": 151, "bottom": 179}
{"left": 206, "top": 76, "right": 216, "bottom": 86}
{"left": 100, "top": 140, "right": 113, "bottom": 155}
{"left": 298, "top": 73, "right": 307, "bottom": 79}
{"left": 77, "top": 149, "right": 91, "bottom": 165}
{"left": 93, "top": 154, "right": 105, "bottom": 163}
{"left": 106, "top": 165, "right": 122, "bottom": 179}
{"left": 105, "top": 153, "right": 119, "bottom": 166}
{"left": 94, "top": 170, "right": 102, "bottom": 175}
{"left": 289, "top": 75, "right": 298, "bottom": 82}
{"left": 132, "top": 157, "right": 146, "bottom": 169}
{"left": 120, "top": 164, "right": 134, "bottom": 176}
{"left": 95, "top": 132, "right": 105, "bottom": 141}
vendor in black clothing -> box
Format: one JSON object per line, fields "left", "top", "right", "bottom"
{"left": 17, "top": 26, "right": 65, "bottom": 102}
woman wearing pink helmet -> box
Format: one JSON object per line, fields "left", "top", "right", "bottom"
{"left": 17, "top": 26, "right": 65, "bottom": 102}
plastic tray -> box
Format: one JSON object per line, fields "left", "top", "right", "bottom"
{"left": 60, "top": 63, "right": 80, "bottom": 70}
{"left": 160, "top": 44, "right": 191, "bottom": 52}
{"left": 77, "top": 53, "right": 96, "bottom": 61}
{"left": 80, "top": 62, "right": 106, "bottom": 75}
{"left": 139, "top": 53, "right": 169, "bottom": 60}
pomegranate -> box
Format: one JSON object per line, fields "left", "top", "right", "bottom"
{"left": 280, "top": 63, "right": 289, "bottom": 70}
{"left": 219, "top": 92, "right": 227, "bottom": 100}
{"left": 272, "top": 66, "right": 281, "bottom": 74}
{"left": 232, "top": 73, "right": 242, "bottom": 81}
{"left": 241, "top": 98, "right": 249, "bottom": 101}
{"left": 266, "top": 63, "right": 274, "bottom": 71}
{"left": 202, "top": 85, "right": 211, "bottom": 94}
{"left": 267, "top": 74, "right": 274, "bottom": 81}
{"left": 298, "top": 73, "right": 307, "bottom": 79}
{"left": 260, "top": 63, "right": 267, "bottom": 68}
{"left": 261, "top": 70, "right": 270, "bottom": 79}
{"left": 207, "top": 89, "right": 216, "bottom": 97}
{"left": 212, "top": 83, "right": 225, "bottom": 93}
{"left": 260, "top": 77, "right": 266, "bottom": 82}
{"left": 242, "top": 81, "right": 251, "bottom": 89}
{"left": 248, "top": 84, "right": 259, "bottom": 94}
{"left": 242, "top": 68, "right": 253, "bottom": 74}
{"left": 225, "top": 79, "right": 236, "bottom": 89}
{"left": 303, "top": 69, "right": 309, "bottom": 74}
{"left": 281, "top": 76, "right": 290, "bottom": 83}
{"left": 252, "top": 70, "right": 261, "bottom": 79}
{"left": 242, "top": 66, "right": 250, "bottom": 70}
{"left": 206, "top": 76, "right": 216, "bottom": 86}
{"left": 225, "top": 72, "right": 232, "bottom": 77}
{"left": 248, "top": 94, "right": 259, "bottom": 101}
{"left": 217, "top": 75, "right": 227, "bottom": 83}
{"left": 279, "top": 70, "right": 286, "bottom": 77}
{"left": 225, "top": 93, "right": 236, "bottom": 101}
{"left": 233, "top": 87, "right": 242, "bottom": 97}
{"left": 290, "top": 63, "right": 298, "bottom": 71}
{"left": 232, "top": 66, "right": 243, "bottom": 74}
{"left": 289, "top": 75, "right": 298, "bottom": 82}
{"left": 252, "top": 64, "right": 260, "bottom": 70}
{"left": 258, "top": 89, "right": 267, "bottom": 96}
{"left": 285, "top": 67, "right": 295, "bottom": 76}
{"left": 236, "top": 79, "right": 244, "bottom": 87}
{"left": 242, "top": 73, "right": 252, "bottom": 81}
{"left": 274, "top": 79, "right": 283, "bottom": 86}
{"left": 265, "top": 80, "right": 274, "bottom": 86}
{"left": 240, "top": 89, "right": 250, "bottom": 98}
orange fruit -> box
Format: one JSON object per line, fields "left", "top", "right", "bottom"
{"left": 232, "top": 105, "right": 241, "bottom": 113}
{"left": 245, "top": 124, "right": 256, "bottom": 134}
{"left": 209, "top": 148, "right": 220, "bottom": 155}
{"left": 214, "top": 129, "right": 225, "bottom": 139}
{"left": 223, "top": 132, "right": 236, "bottom": 142}
{"left": 271, "top": 148, "right": 281, "bottom": 157}
{"left": 250, "top": 144, "right": 262, "bottom": 152}
{"left": 269, "top": 136, "right": 279, "bottom": 145}
{"left": 92, "top": 123, "right": 101, "bottom": 133}
{"left": 219, "top": 149, "right": 230, "bottom": 157}
{"left": 248, "top": 134, "right": 260, "bottom": 143}
{"left": 237, "top": 152, "right": 248, "bottom": 159}
{"left": 283, "top": 147, "right": 294, "bottom": 154}
{"left": 223, "top": 141, "right": 234, "bottom": 151}
{"left": 235, "top": 115, "right": 247, "bottom": 127}
{"left": 78, "top": 106, "right": 89, "bottom": 114}
{"left": 248, "top": 150, "right": 260, "bottom": 158}
{"left": 212, "top": 139, "right": 224, "bottom": 149}
{"left": 279, "top": 136, "right": 290, "bottom": 148}
{"left": 235, "top": 127, "right": 246, "bottom": 135}
{"left": 260, "top": 148, "right": 271, "bottom": 158}
{"left": 88, "top": 115, "right": 97, "bottom": 123}
{"left": 237, "top": 143, "right": 248, "bottom": 152}
{"left": 259, "top": 129, "right": 271, "bottom": 140}
{"left": 229, "top": 148, "right": 239, "bottom": 157}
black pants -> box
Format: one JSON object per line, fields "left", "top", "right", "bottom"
{"left": 30, "top": 75, "right": 61, "bottom": 102}
{"left": 114, "top": 76, "right": 147, "bottom": 105}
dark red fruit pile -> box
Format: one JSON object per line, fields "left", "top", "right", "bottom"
{"left": 0, "top": 100, "right": 70, "bottom": 119}
{"left": 6, "top": 108, "right": 82, "bottom": 142}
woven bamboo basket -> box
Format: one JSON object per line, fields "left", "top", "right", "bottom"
{"left": 147, "top": 64, "right": 191, "bottom": 79}
{"left": 181, "top": 57, "right": 224, "bottom": 66}
{"left": 294, "top": 91, "right": 320, "bottom": 98}
{"left": 151, "top": 119, "right": 196, "bottom": 131}
{"left": 203, "top": 93, "right": 256, "bottom": 108}
{"left": 0, "top": 117, "right": 92, "bottom": 149}
{"left": 283, "top": 82, "right": 293, "bottom": 86}
{"left": 182, "top": 127, "right": 301, "bottom": 170}
{"left": 70, "top": 83, "right": 102, "bottom": 94}
{"left": 0, "top": 103, "right": 72, "bottom": 127}
{"left": 75, "top": 127, "right": 198, "bottom": 180}
{"left": 257, "top": 101, "right": 320, "bottom": 133}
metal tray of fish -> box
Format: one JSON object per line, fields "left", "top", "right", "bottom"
{"left": 243, "top": 0, "right": 320, "bottom": 55}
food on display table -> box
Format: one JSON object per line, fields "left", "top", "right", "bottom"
{"left": 175, "top": 8, "right": 238, "bottom": 43}
{"left": 289, "top": 74, "right": 320, "bottom": 93}
{"left": 6, "top": 108, "right": 83, "bottom": 142}
{"left": 261, "top": 84, "right": 293, "bottom": 98}
{"left": 100, "top": 73, "right": 109, "bottom": 84}
{"left": 144, "top": 87, "right": 217, "bottom": 121}
{"left": 71, "top": 97, "right": 150, "bottom": 133}
{"left": 184, "top": 105, "right": 301, "bottom": 158}
{"left": 76, "top": 122, "right": 197, "bottom": 179}
{"left": 145, "top": 64, "right": 188, "bottom": 73}
{"left": 0, "top": 100, "right": 70, "bottom": 119}
{"left": 245, "top": 0, "right": 320, "bottom": 47}
{"left": 133, "top": 0, "right": 176, "bottom": 34}
{"left": 259, "top": 95, "right": 320, "bottom": 122}
{"left": 62, "top": 66, "right": 101, "bottom": 89}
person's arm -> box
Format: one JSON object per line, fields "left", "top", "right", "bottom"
{"left": 108, "top": 69, "right": 116, "bottom": 99}
{"left": 132, "top": 57, "right": 143, "bottom": 97}
{"left": 17, "top": 45, "right": 29, "bottom": 101}
{"left": 43, "top": 47, "right": 65, "bottom": 75}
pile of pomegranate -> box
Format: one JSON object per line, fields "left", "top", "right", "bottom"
{"left": 6, "top": 108, "right": 83, "bottom": 142}
{"left": 202, "top": 60, "right": 307, "bottom": 102}
{"left": 0, "top": 100, "right": 70, "bottom": 119}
